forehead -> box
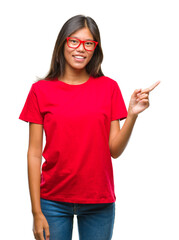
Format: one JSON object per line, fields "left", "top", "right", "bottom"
{"left": 69, "top": 27, "right": 94, "bottom": 40}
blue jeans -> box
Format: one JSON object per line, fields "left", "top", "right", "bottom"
{"left": 40, "top": 198, "right": 115, "bottom": 240}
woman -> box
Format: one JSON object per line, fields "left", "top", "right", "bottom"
{"left": 19, "top": 15, "right": 160, "bottom": 240}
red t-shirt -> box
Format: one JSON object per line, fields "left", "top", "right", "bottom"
{"left": 19, "top": 75, "right": 128, "bottom": 203}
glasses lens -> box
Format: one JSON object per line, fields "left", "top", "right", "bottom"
{"left": 68, "top": 38, "right": 80, "bottom": 48}
{"left": 84, "top": 41, "right": 96, "bottom": 51}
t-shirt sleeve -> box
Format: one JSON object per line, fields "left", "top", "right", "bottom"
{"left": 111, "top": 81, "right": 128, "bottom": 121}
{"left": 19, "top": 84, "right": 43, "bottom": 124}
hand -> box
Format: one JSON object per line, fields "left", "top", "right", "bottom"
{"left": 32, "top": 212, "right": 50, "bottom": 240}
{"left": 128, "top": 81, "right": 160, "bottom": 117}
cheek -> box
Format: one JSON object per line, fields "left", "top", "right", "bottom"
{"left": 86, "top": 52, "right": 94, "bottom": 63}
{"left": 64, "top": 43, "right": 76, "bottom": 61}
{"left": 64, "top": 46, "right": 72, "bottom": 61}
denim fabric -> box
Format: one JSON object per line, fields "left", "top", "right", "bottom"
{"left": 40, "top": 198, "right": 115, "bottom": 240}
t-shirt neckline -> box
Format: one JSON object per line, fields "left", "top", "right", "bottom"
{"left": 55, "top": 75, "right": 92, "bottom": 86}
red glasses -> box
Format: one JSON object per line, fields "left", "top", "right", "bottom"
{"left": 66, "top": 37, "right": 98, "bottom": 51}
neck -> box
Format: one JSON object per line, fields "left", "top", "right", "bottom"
{"left": 59, "top": 65, "right": 90, "bottom": 84}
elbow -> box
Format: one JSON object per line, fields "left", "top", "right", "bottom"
{"left": 110, "top": 151, "right": 119, "bottom": 159}
{"left": 111, "top": 153, "right": 120, "bottom": 159}
{"left": 111, "top": 154, "right": 118, "bottom": 159}
{"left": 110, "top": 149, "right": 124, "bottom": 159}
{"left": 109, "top": 141, "right": 125, "bottom": 159}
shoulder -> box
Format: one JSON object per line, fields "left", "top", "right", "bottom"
{"left": 32, "top": 79, "right": 52, "bottom": 87}
{"left": 31, "top": 79, "right": 56, "bottom": 92}
{"left": 96, "top": 75, "right": 118, "bottom": 84}
{"left": 95, "top": 75, "right": 119, "bottom": 90}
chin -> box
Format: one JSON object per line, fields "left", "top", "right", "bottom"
{"left": 71, "top": 64, "right": 87, "bottom": 71}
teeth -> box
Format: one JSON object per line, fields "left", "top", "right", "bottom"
{"left": 74, "top": 56, "right": 85, "bottom": 59}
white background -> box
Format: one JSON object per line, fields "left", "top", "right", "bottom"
{"left": 0, "top": 0, "right": 179, "bottom": 239}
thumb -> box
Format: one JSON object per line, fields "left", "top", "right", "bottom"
{"left": 132, "top": 88, "right": 142, "bottom": 98}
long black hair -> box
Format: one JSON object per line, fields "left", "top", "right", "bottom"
{"left": 38, "top": 15, "right": 104, "bottom": 81}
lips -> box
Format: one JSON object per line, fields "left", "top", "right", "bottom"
{"left": 73, "top": 55, "right": 86, "bottom": 60}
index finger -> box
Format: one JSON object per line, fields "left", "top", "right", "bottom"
{"left": 141, "top": 81, "right": 161, "bottom": 93}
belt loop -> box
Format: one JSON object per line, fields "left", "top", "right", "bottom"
{"left": 73, "top": 203, "right": 78, "bottom": 214}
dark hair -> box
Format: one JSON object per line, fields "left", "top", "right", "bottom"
{"left": 38, "top": 15, "right": 104, "bottom": 81}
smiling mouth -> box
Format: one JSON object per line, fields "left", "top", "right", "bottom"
{"left": 73, "top": 55, "right": 86, "bottom": 60}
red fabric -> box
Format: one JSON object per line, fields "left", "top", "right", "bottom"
{"left": 19, "top": 75, "right": 128, "bottom": 203}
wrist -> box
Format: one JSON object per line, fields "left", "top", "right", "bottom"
{"left": 32, "top": 209, "right": 43, "bottom": 216}
{"left": 127, "top": 110, "right": 138, "bottom": 120}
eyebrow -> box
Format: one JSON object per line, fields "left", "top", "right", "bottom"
{"left": 70, "top": 36, "right": 94, "bottom": 41}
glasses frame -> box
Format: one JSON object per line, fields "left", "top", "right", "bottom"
{"left": 66, "top": 37, "right": 98, "bottom": 51}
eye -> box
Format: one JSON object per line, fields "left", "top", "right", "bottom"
{"left": 69, "top": 39, "right": 79, "bottom": 45}
{"left": 85, "top": 41, "right": 93, "bottom": 46}
{"left": 71, "top": 40, "right": 77, "bottom": 43}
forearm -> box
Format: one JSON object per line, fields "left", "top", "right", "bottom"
{"left": 27, "top": 153, "right": 42, "bottom": 216}
{"left": 111, "top": 113, "right": 138, "bottom": 158}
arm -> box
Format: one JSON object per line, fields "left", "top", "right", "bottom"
{"left": 27, "top": 123, "right": 50, "bottom": 240}
{"left": 109, "top": 114, "right": 138, "bottom": 158}
{"left": 109, "top": 81, "right": 160, "bottom": 158}
{"left": 27, "top": 123, "right": 43, "bottom": 215}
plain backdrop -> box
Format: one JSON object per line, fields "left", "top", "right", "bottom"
{"left": 0, "top": 0, "right": 179, "bottom": 239}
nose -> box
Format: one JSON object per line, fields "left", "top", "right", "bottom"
{"left": 76, "top": 42, "right": 85, "bottom": 51}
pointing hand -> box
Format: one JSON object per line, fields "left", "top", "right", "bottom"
{"left": 128, "top": 81, "right": 161, "bottom": 116}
